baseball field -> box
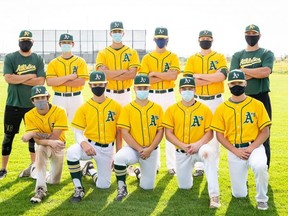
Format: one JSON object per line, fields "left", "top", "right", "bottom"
{"left": 0, "top": 62, "right": 287, "bottom": 215}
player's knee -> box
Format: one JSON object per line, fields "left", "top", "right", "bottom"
{"left": 28, "top": 139, "right": 35, "bottom": 153}
{"left": 66, "top": 145, "right": 80, "bottom": 161}
{"left": 114, "top": 153, "right": 126, "bottom": 166}
{"left": 2, "top": 134, "right": 15, "bottom": 155}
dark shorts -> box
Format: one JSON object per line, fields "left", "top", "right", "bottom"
{"left": 3, "top": 105, "right": 33, "bottom": 134}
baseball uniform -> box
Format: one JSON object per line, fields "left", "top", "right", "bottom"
{"left": 211, "top": 96, "right": 271, "bottom": 204}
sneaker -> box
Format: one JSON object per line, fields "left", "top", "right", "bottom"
{"left": 257, "top": 202, "right": 268, "bottom": 210}
{"left": 71, "top": 187, "right": 85, "bottom": 203}
{"left": 92, "top": 172, "right": 98, "bottom": 184}
{"left": 168, "top": 169, "right": 176, "bottom": 175}
{"left": 193, "top": 170, "right": 204, "bottom": 177}
{"left": 134, "top": 167, "right": 141, "bottom": 181}
{"left": 114, "top": 186, "right": 128, "bottom": 201}
{"left": 0, "top": 169, "right": 7, "bottom": 180}
{"left": 82, "top": 161, "right": 94, "bottom": 177}
{"left": 210, "top": 196, "right": 221, "bottom": 208}
{"left": 30, "top": 187, "right": 47, "bottom": 204}
{"left": 19, "top": 163, "right": 32, "bottom": 178}
{"left": 127, "top": 165, "right": 135, "bottom": 176}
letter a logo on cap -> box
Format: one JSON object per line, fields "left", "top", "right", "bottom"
{"left": 35, "top": 87, "right": 42, "bottom": 94}
{"left": 158, "top": 29, "right": 164, "bottom": 34}
{"left": 140, "top": 77, "right": 146, "bottom": 83}
{"left": 184, "top": 78, "right": 190, "bottom": 84}
{"left": 95, "top": 74, "right": 101, "bottom": 80}
{"left": 24, "top": 31, "right": 30, "bottom": 37}
{"left": 233, "top": 72, "right": 239, "bottom": 79}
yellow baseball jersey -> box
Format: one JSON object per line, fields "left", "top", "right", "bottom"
{"left": 46, "top": 55, "right": 89, "bottom": 92}
{"left": 183, "top": 51, "right": 228, "bottom": 95}
{"left": 163, "top": 101, "right": 212, "bottom": 148}
{"left": 117, "top": 101, "right": 163, "bottom": 147}
{"left": 140, "top": 50, "right": 180, "bottom": 90}
{"left": 72, "top": 98, "right": 122, "bottom": 144}
{"left": 211, "top": 96, "right": 272, "bottom": 144}
{"left": 95, "top": 45, "right": 140, "bottom": 90}
{"left": 24, "top": 105, "right": 68, "bottom": 142}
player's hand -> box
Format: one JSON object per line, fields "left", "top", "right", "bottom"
{"left": 186, "top": 143, "right": 200, "bottom": 155}
{"left": 81, "top": 141, "right": 96, "bottom": 156}
{"left": 235, "top": 148, "right": 251, "bottom": 160}
{"left": 99, "top": 65, "right": 108, "bottom": 70}
{"left": 139, "top": 147, "right": 152, "bottom": 160}
{"left": 67, "top": 74, "right": 77, "bottom": 80}
{"left": 49, "top": 140, "right": 65, "bottom": 152}
{"left": 28, "top": 74, "right": 37, "bottom": 79}
{"left": 22, "top": 132, "right": 35, "bottom": 142}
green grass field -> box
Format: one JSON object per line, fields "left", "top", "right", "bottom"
{"left": 0, "top": 71, "right": 287, "bottom": 215}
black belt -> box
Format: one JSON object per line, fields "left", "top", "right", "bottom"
{"left": 88, "top": 139, "right": 114, "bottom": 148}
{"left": 55, "top": 91, "right": 81, "bottom": 97}
{"left": 176, "top": 149, "right": 186, "bottom": 153}
{"left": 106, "top": 88, "right": 130, "bottom": 94}
{"left": 195, "top": 94, "right": 222, "bottom": 100}
{"left": 233, "top": 142, "right": 252, "bottom": 148}
{"left": 149, "top": 88, "right": 174, "bottom": 94}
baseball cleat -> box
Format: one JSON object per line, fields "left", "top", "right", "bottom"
{"left": 0, "top": 169, "right": 7, "bottom": 180}
{"left": 114, "top": 186, "right": 128, "bottom": 201}
{"left": 257, "top": 202, "right": 268, "bottom": 210}
{"left": 168, "top": 169, "right": 176, "bottom": 175}
{"left": 193, "top": 170, "right": 204, "bottom": 177}
{"left": 71, "top": 187, "right": 85, "bottom": 203}
{"left": 81, "top": 161, "right": 94, "bottom": 177}
{"left": 19, "top": 163, "right": 32, "bottom": 178}
{"left": 133, "top": 167, "right": 141, "bottom": 181}
{"left": 209, "top": 196, "right": 221, "bottom": 208}
{"left": 30, "top": 187, "right": 47, "bottom": 204}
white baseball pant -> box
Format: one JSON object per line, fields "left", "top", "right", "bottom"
{"left": 105, "top": 89, "right": 131, "bottom": 107}
{"left": 66, "top": 141, "right": 114, "bottom": 189}
{"left": 228, "top": 144, "right": 269, "bottom": 202}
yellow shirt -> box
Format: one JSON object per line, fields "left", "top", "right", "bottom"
{"left": 117, "top": 101, "right": 163, "bottom": 147}
{"left": 72, "top": 98, "right": 122, "bottom": 144}
{"left": 211, "top": 96, "right": 272, "bottom": 144}
{"left": 140, "top": 50, "right": 180, "bottom": 90}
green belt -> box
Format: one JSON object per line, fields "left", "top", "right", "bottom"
{"left": 234, "top": 142, "right": 251, "bottom": 148}
{"left": 195, "top": 94, "right": 222, "bottom": 100}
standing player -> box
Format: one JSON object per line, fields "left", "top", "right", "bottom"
{"left": 66, "top": 71, "right": 122, "bottom": 203}
{"left": 0, "top": 30, "right": 45, "bottom": 180}
{"left": 230, "top": 24, "right": 274, "bottom": 168}
{"left": 140, "top": 27, "right": 180, "bottom": 175}
{"left": 22, "top": 85, "right": 68, "bottom": 203}
{"left": 46, "top": 33, "right": 89, "bottom": 122}
{"left": 95, "top": 21, "right": 140, "bottom": 107}
{"left": 113, "top": 74, "right": 164, "bottom": 201}
{"left": 211, "top": 69, "right": 271, "bottom": 210}
{"left": 183, "top": 30, "right": 228, "bottom": 177}
{"left": 163, "top": 77, "right": 220, "bottom": 208}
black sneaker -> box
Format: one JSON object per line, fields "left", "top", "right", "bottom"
{"left": 82, "top": 161, "right": 94, "bottom": 177}
{"left": 114, "top": 186, "right": 128, "bottom": 201}
{"left": 30, "top": 187, "right": 47, "bottom": 204}
{"left": 0, "top": 169, "right": 7, "bottom": 180}
{"left": 71, "top": 187, "right": 85, "bottom": 203}
{"left": 193, "top": 170, "right": 204, "bottom": 177}
{"left": 134, "top": 167, "right": 141, "bottom": 181}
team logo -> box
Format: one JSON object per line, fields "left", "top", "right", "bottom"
{"left": 184, "top": 78, "right": 191, "bottom": 84}
{"left": 35, "top": 87, "right": 43, "bottom": 94}
{"left": 202, "top": 30, "right": 209, "bottom": 35}
{"left": 164, "top": 63, "right": 170, "bottom": 72}
{"left": 94, "top": 74, "right": 102, "bottom": 80}
{"left": 244, "top": 112, "right": 255, "bottom": 124}
{"left": 149, "top": 115, "right": 159, "bottom": 126}
{"left": 24, "top": 31, "right": 30, "bottom": 37}
{"left": 123, "top": 53, "right": 131, "bottom": 62}
{"left": 106, "top": 111, "right": 116, "bottom": 122}
{"left": 191, "top": 116, "right": 203, "bottom": 127}
{"left": 63, "top": 34, "right": 70, "bottom": 40}
{"left": 158, "top": 28, "right": 165, "bottom": 34}
{"left": 140, "top": 77, "right": 147, "bottom": 83}
{"left": 248, "top": 24, "right": 256, "bottom": 30}
{"left": 73, "top": 66, "right": 78, "bottom": 74}
{"left": 232, "top": 72, "right": 239, "bottom": 79}
{"left": 209, "top": 61, "right": 217, "bottom": 70}
{"left": 114, "top": 22, "right": 120, "bottom": 28}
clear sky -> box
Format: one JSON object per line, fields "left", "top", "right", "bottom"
{"left": 0, "top": 0, "right": 286, "bottom": 58}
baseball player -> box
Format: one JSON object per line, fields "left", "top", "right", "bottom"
{"left": 0, "top": 30, "right": 45, "bottom": 180}
{"left": 230, "top": 24, "right": 274, "bottom": 168}
{"left": 22, "top": 85, "right": 68, "bottom": 203}
{"left": 46, "top": 33, "right": 89, "bottom": 122}
{"left": 163, "top": 77, "right": 220, "bottom": 208}
{"left": 183, "top": 30, "right": 228, "bottom": 177}
{"left": 95, "top": 21, "right": 140, "bottom": 107}
{"left": 66, "top": 71, "right": 122, "bottom": 203}
{"left": 113, "top": 74, "right": 164, "bottom": 201}
{"left": 211, "top": 69, "right": 271, "bottom": 210}
{"left": 140, "top": 27, "right": 180, "bottom": 175}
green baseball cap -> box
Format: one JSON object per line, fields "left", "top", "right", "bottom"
{"left": 228, "top": 69, "right": 246, "bottom": 83}
{"left": 59, "top": 33, "right": 74, "bottom": 42}
{"left": 30, "top": 85, "right": 49, "bottom": 99}
{"left": 179, "top": 77, "right": 195, "bottom": 88}
{"left": 110, "top": 21, "right": 124, "bottom": 31}
{"left": 199, "top": 30, "right": 213, "bottom": 38}
{"left": 89, "top": 71, "right": 107, "bottom": 84}
{"left": 245, "top": 24, "right": 260, "bottom": 33}
{"left": 134, "top": 74, "right": 150, "bottom": 86}
{"left": 19, "top": 30, "right": 33, "bottom": 40}
{"left": 154, "top": 27, "right": 168, "bottom": 39}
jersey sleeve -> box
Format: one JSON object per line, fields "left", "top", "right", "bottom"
{"left": 129, "top": 49, "right": 140, "bottom": 69}
{"left": 36, "top": 55, "right": 46, "bottom": 77}
{"left": 95, "top": 50, "right": 105, "bottom": 69}
{"left": 46, "top": 59, "right": 57, "bottom": 77}
{"left": 204, "top": 106, "right": 213, "bottom": 132}
{"left": 210, "top": 104, "right": 225, "bottom": 133}
{"left": 139, "top": 54, "right": 150, "bottom": 74}
{"left": 217, "top": 53, "right": 228, "bottom": 77}
{"left": 24, "top": 110, "right": 39, "bottom": 132}
{"left": 257, "top": 101, "right": 272, "bottom": 130}
{"left": 169, "top": 54, "right": 180, "bottom": 72}
{"left": 262, "top": 50, "right": 275, "bottom": 71}
{"left": 3, "top": 54, "right": 14, "bottom": 75}
{"left": 229, "top": 50, "right": 243, "bottom": 71}
{"left": 53, "top": 108, "right": 69, "bottom": 131}
{"left": 157, "top": 106, "right": 164, "bottom": 130}
{"left": 77, "top": 58, "right": 89, "bottom": 80}
{"left": 183, "top": 56, "right": 194, "bottom": 76}
{"left": 117, "top": 106, "right": 130, "bottom": 130}
{"left": 162, "top": 106, "right": 174, "bottom": 129}
{"left": 71, "top": 105, "right": 87, "bottom": 130}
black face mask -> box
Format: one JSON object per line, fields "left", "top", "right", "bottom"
{"left": 229, "top": 85, "right": 245, "bottom": 96}
{"left": 199, "top": 40, "right": 212, "bottom": 50}
{"left": 245, "top": 35, "right": 260, "bottom": 47}
{"left": 92, "top": 87, "right": 105, "bottom": 97}
{"left": 19, "top": 40, "right": 33, "bottom": 52}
